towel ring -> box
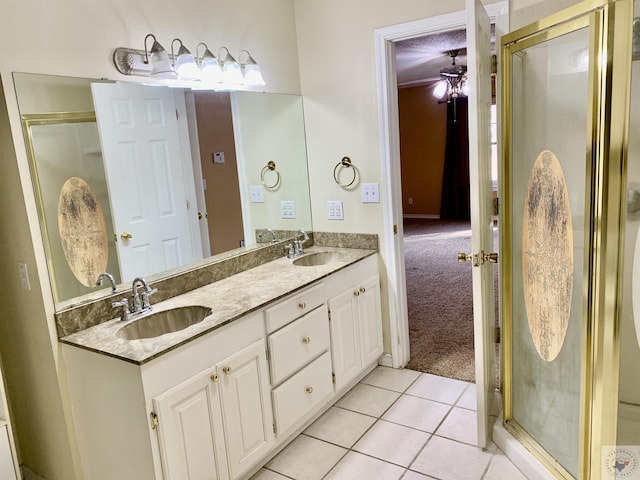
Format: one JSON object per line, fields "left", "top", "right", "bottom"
{"left": 260, "top": 161, "right": 281, "bottom": 190}
{"left": 333, "top": 156, "right": 358, "bottom": 188}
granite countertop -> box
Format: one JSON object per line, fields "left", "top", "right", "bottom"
{"left": 60, "top": 246, "right": 376, "bottom": 365}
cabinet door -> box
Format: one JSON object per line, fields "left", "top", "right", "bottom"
{"left": 328, "top": 289, "right": 362, "bottom": 391}
{"left": 218, "top": 339, "right": 274, "bottom": 479}
{"left": 153, "top": 367, "right": 229, "bottom": 480}
{"left": 356, "top": 275, "right": 384, "bottom": 367}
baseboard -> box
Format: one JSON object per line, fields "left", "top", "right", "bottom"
{"left": 378, "top": 353, "right": 393, "bottom": 367}
{"left": 493, "top": 416, "right": 557, "bottom": 480}
{"left": 22, "top": 466, "right": 46, "bottom": 480}
{"left": 403, "top": 214, "right": 440, "bottom": 219}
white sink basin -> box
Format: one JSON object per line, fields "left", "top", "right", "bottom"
{"left": 117, "top": 305, "right": 212, "bottom": 340}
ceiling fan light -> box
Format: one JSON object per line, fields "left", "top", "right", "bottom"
{"left": 433, "top": 80, "right": 448, "bottom": 99}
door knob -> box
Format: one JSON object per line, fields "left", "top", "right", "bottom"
{"left": 458, "top": 252, "right": 473, "bottom": 263}
{"left": 458, "top": 251, "right": 499, "bottom": 266}
{"left": 483, "top": 252, "right": 499, "bottom": 263}
{"left": 121, "top": 232, "right": 133, "bottom": 241}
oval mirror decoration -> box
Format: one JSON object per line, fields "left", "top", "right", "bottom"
{"left": 522, "top": 149, "right": 574, "bottom": 362}
{"left": 58, "top": 177, "right": 109, "bottom": 287}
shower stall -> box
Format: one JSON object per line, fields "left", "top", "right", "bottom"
{"left": 501, "top": 0, "right": 640, "bottom": 478}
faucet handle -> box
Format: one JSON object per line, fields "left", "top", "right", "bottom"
{"left": 112, "top": 298, "right": 130, "bottom": 322}
{"left": 285, "top": 243, "right": 295, "bottom": 259}
{"left": 141, "top": 287, "right": 158, "bottom": 310}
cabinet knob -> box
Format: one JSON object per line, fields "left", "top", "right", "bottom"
{"left": 223, "top": 366, "right": 232, "bottom": 375}
{"left": 359, "top": 287, "right": 366, "bottom": 293}
{"left": 306, "top": 386, "right": 314, "bottom": 394}
{"left": 302, "top": 336, "right": 311, "bottom": 344}
{"left": 298, "top": 302, "right": 306, "bottom": 309}
{"left": 211, "top": 374, "right": 219, "bottom": 382}
{"left": 353, "top": 290, "right": 360, "bottom": 297}
{"left": 120, "top": 232, "right": 133, "bottom": 241}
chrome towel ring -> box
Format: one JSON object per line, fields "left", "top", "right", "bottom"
{"left": 333, "top": 156, "right": 358, "bottom": 188}
{"left": 261, "top": 161, "right": 281, "bottom": 189}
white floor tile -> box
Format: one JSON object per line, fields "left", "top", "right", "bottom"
{"left": 484, "top": 450, "right": 529, "bottom": 480}
{"left": 304, "top": 406, "right": 376, "bottom": 448}
{"left": 406, "top": 373, "right": 469, "bottom": 405}
{"left": 353, "top": 419, "right": 431, "bottom": 467}
{"left": 411, "top": 436, "right": 493, "bottom": 480}
{"left": 383, "top": 394, "right": 451, "bottom": 433}
{"left": 266, "top": 435, "right": 346, "bottom": 480}
{"left": 249, "top": 469, "right": 291, "bottom": 480}
{"left": 436, "top": 407, "right": 478, "bottom": 445}
{"left": 456, "top": 384, "right": 477, "bottom": 411}
{"left": 335, "top": 383, "right": 401, "bottom": 417}
{"left": 324, "top": 451, "right": 405, "bottom": 480}
{"left": 402, "top": 471, "right": 436, "bottom": 480}
{"left": 361, "top": 366, "right": 421, "bottom": 392}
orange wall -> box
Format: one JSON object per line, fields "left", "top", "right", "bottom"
{"left": 194, "top": 92, "right": 245, "bottom": 253}
{"left": 398, "top": 84, "right": 447, "bottom": 216}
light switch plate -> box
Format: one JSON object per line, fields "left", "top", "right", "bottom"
{"left": 213, "top": 152, "right": 225, "bottom": 164}
{"left": 18, "top": 262, "right": 31, "bottom": 290}
{"left": 361, "top": 183, "right": 380, "bottom": 203}
{"left": 249, "top": 185, "right": 265, "bottom": 203}
{"left": 281, "top": 200, "right": 296, "bottom": 218}
{"left": 327, "top": 201, "right": 344, "bottom": 220}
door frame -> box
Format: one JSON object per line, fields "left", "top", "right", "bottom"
{"left": 374, "top": 2, "right": 508, "bottom": 369}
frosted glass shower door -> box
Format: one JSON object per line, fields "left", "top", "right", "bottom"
{"left": 504, "top": 22, "right": 590, "bottom": 480}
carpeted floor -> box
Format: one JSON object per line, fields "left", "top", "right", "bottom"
{"left": 403, "top": 218, "right": 478, "bottom": 382}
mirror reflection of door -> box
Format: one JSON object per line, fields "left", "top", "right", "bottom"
{"left": 91, "top": 83, "right": 200, "bottom": 282}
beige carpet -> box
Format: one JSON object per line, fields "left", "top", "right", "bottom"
{"left": 404, "top": 218, "right": 479, "bottom": 382}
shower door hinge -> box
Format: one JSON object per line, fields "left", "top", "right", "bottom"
{"left": 494, "top": 326, "right": 501, "bottom": 344}
{"left": 393, "top": 224, "right": 398, "bottom": 235}
{"left": 493, "top": 197, "right": 499, "bottom": 216}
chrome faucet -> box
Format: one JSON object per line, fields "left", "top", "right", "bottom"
{"left": 95, "top": 272, "right": 117, "bottom": 293}
{"left": 293, "top": 230, "right": 309, "bottom": 256}
{"left": 258, "top": 228, "right": 278, "bottom": 243}
{"left": 131, "top": 277, "right": 157, "bottom": 314}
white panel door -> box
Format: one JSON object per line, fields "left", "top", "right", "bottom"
{"left": 328, "top": 289, "right": 362, "bottom": 391}
{"left": 466, "top": 0, "right": 497, "bottom": 448}
{"left": 218, "top": 339, "right": 274, "bottom": 479}
{"left": 153, "top": 367, "right": 229, "bottom": 480}
{"left": 91, "top": 83, "right": 195, "bottom": 282}
{"left": 356, "top": 275, "right": 384, "bottom": 367}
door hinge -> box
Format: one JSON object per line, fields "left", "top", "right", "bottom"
{"left": 273, "top": 423, "right": 277, "bottom": 435}
{"left": 265, "top": 348, "right": 270, "bottom": 361}
{"left": 150, "top": 411, "right": 159, "bottom": 430}
{"left": 328, "top": 311, "right": 331, "bottom": 321}
{"left": 175, "top": 108, "right": 180, "bottom": 120}
{"left": 493, "top": 197, "right": 499, "bottom": 216}
{"left": 495, "top": 326, "right": 501, "bottom": 344}
{"left": 393, "top": 224, "right": 398, "bottom": 235}
{"left": 332, "top": 372, "right": 336, "bottom": 384}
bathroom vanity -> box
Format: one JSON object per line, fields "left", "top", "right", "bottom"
{"left": 61, "top": 246, "right": 382, "bottom": 480}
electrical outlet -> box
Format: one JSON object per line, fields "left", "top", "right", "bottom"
{"left": 361, "top": 183, "right": 380, "bottom": 203}
{"left": 281, "top": 200, "right": 296, "bottom": 218}
{"left": 327, "top": 201, "right": 344, "bottom": 220}
{"left": 408, "top": 197, "right": 413, "bottom": 205}
{"left": 249, "top": 185, "right": 264, "bottom": 203}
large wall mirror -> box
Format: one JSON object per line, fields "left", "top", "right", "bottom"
{"left": 13, "top": 72, "right": 312, "bottom": 309}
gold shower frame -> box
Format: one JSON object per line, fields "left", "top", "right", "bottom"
{"left": 21, "top": 111, "right": 98, "bottom": 303}
{"left": 500, "top": 0, "right": 632, "bottom": 478}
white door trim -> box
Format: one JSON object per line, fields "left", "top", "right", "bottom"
{"left": 374, "top": 2, "right": 508, "bottom": 368}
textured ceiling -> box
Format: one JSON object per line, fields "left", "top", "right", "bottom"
{"left": 395, "top": 27, "right": 495, "bottom": 87}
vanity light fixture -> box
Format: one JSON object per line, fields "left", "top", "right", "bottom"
{"left": 144, "top": 34, "right": 177, "bottom": 79}
{"left": 219, "top": 47, "right": 245, "bottom": 85}
{"left": 196, "top": 42, "right": 223, "bottom": 84}
{"left": 171, "top": 39, "right": 201, "bottom": 81}
{"left": 239, "top": 50, "right": 266, "bottom": 87}
{"left": 112, "top": 36, "right": 266, "bottom": 89}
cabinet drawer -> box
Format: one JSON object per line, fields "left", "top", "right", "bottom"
{"left": 265, "top": 283, "right": 326, "bottom": 333}
{"left": 268, "top": 305, "right": 330, "bottom": 385}
{"left": 272, "top": 351, "right": 333, "bottom": 436}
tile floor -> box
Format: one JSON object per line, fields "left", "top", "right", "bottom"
{"left": 250, "top": 366, "right": 528, "bottom": 480}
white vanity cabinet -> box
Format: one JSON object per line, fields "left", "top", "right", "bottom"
{"left": 153, "top": 339, "right": 274, "bottom": 480}
{"left": 328, "top": 274, "right": 383, "bottom": 392}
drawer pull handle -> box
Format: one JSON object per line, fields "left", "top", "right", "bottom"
{"left": 354, "top": 290, "right": 360, "bottom": 297}
{"left": 302, "top": 336, "right": 311, "bottom": 344}
{"left": 298, "top": 302, "right": 306, "bottom": 309}
{"left": 211, "top": 374, "right": 219, "bottom": 382}
{"left": 222, "top": 366, "right": 232, "bottom": 375}
{"left": 306, "top": 386, "right": 314, "bottom": 394}
{"left": 359, "top": 287, "right": 366, "bottom": 293}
